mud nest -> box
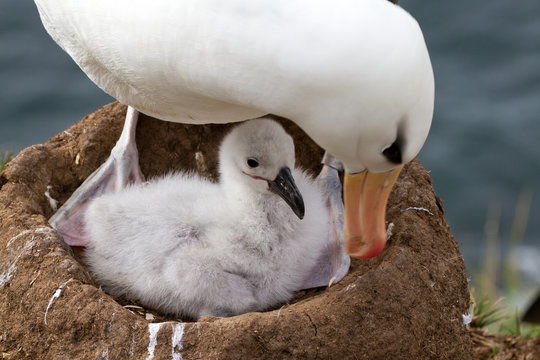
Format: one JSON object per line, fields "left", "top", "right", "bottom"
{"left": 0, "top": 102, "right": 473, "bottom": 359}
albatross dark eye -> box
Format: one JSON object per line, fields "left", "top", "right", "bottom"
{"left": 382, "top": 118, "right": 406, "bottom": 164}
{"left": 247, "top": 158, "right": 259, "bottom": 168}
{"left": 382, "top": 141, "right": 402, "bottom": 164}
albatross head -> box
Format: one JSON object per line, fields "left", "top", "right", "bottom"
{"left": 279, "top": 7, "right": 436, "bottom": 260}
{"left": 305, "top": 31, "right": 435, "bottom": 260}
{"left": 219, "top": 118, "right": 305, "bottom": 219}
{"left": 339, "top": 114, "right": 428, "bottom": 260}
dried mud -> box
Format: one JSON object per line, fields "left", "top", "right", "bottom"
{"left": 0, "top": 102, "right": 473, "bottom": 359}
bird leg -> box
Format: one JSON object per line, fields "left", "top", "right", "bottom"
{"left": 49, "top": 106, "right": 144, "bottom": 246}
{"left": 300, "top": 152, "right": 350, "bottom": 289}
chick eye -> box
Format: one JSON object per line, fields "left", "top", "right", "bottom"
{"left": 247, "top": 158, "right": 259, "bottom": 168}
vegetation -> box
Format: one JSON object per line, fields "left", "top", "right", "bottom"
{"left": 470, "top": 290, "right": 540, "bottom": 339}
{"left": 0, "top": 150, "right": 13, "bottom": 173}
{"left": 468, "top": 188, "right": 539, "bottom": 359}
{"left": 470, "top": 291, "right": 507, "bottom": 330}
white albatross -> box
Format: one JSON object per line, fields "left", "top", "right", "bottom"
{"left": 84, "top": 119, "right": 340, "bottom": 319}
{"left": 36, "top": 0, "right": 434, "bottom": 259}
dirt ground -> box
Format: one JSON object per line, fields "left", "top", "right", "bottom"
{"left": 0, "top": 102, "right": 474, "bottom": 359}
{"left": 471, "top": 326, "right": 540, "bottom": 360}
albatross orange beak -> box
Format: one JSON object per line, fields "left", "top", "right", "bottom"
{"left": 344, "top": 165, "right": 403, "bottom": 259}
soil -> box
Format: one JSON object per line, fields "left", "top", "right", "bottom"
{"left": 0, "top": 102, "right": 474, "bottom": 359}
{"left": 471, "top": 326, "right": 540, "bottom": 360}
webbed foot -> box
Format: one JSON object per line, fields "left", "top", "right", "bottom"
{"left": 300, "top": 152, "right": 350, "bottom": 289}
{"left": 49, "top": 106, "right": 144, "bottom": 246}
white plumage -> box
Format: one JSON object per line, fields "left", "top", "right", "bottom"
{"left": 34, "top": 0, "right": 433, "bottom": 174}
{"left": 38, "top": 0, "right": 435, "bottom": 259}
{"left": 84, "top": 119, "right": 330, "bottom": 319}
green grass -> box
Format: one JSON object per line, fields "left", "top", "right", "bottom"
{"left": 0, "top": 150, "right": 13, "bottom": 173}
{"left": 469, "top": 188, "right": 540, "bottom": 339}
{"left": 475, "top": 190, "right": 534, "bottom": 298}
{"left": 499, "top": 306, "right": 540, "bottom": 339}
{"left": 470, "top": 291, "right": 507, "bottom": 329}
{"left": 471, "top": 291, "right": 540, "bottom": 339}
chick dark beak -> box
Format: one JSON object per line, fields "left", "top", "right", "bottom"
{"left": 267, "top": 167, "right": 305, "bottom": 219}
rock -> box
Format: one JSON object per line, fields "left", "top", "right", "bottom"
{"left": 0, "top": 102, "right": 473, "bottom": 359}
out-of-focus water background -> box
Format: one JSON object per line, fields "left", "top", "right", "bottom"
{"left": 1, "top": 1, "right": 539, "bottom": 309}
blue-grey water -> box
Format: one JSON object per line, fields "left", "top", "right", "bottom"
{"left": 1, "top": 1, "right": 539, "bottom": 300}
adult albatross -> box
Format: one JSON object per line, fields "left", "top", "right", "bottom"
{"left": 35, "top": 0, "right": 434, "bottom": 259}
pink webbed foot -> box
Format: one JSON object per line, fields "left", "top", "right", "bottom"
{"left": 300, "top": 152, "right": 350, "bottom": 290}
{"left": 49, "top": 106, "right": 144, "bottom": 246}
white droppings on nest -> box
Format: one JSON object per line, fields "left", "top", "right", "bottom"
{"left": 75, "top": 153, "right": 81, "bottom": 165}
{"left": 145, "top": 313, "right": 155, "bottom": 321}
{"left": 146, "top": 323, "right": 164, "bottom": 360}
{"left": 2, "top": 227, "right": 56, "bottom": 287}
{"left": 345, "top": 283, "right": 356, "bottom": 292}
{"left": 386, "top": 222, "right": 395, "bottom": 240}
{"left": 462, "top": 312, "right": 473, "bottom": 330}
{"left": 45, "top": 185, "right": 58, "bottom": 211}
{"left": 0, "top": 240, "right": 37, "bottom": 287}
{"left": 401, "top": 207, "right": 434, "bottom": 216}
{"left": 63, "top": 130, "right": 74, "bottom": 137}
{"left": 145, "top": 322, "right": 186, "bottom": 360}
{"left": 171, "top": 323, "right": 186, "bottom": 360}
{"left": 44, "top": 278, "right": 73, "bottom": 325}
{"left": 6, "top": 227, "right": 54, "bottom": 248}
